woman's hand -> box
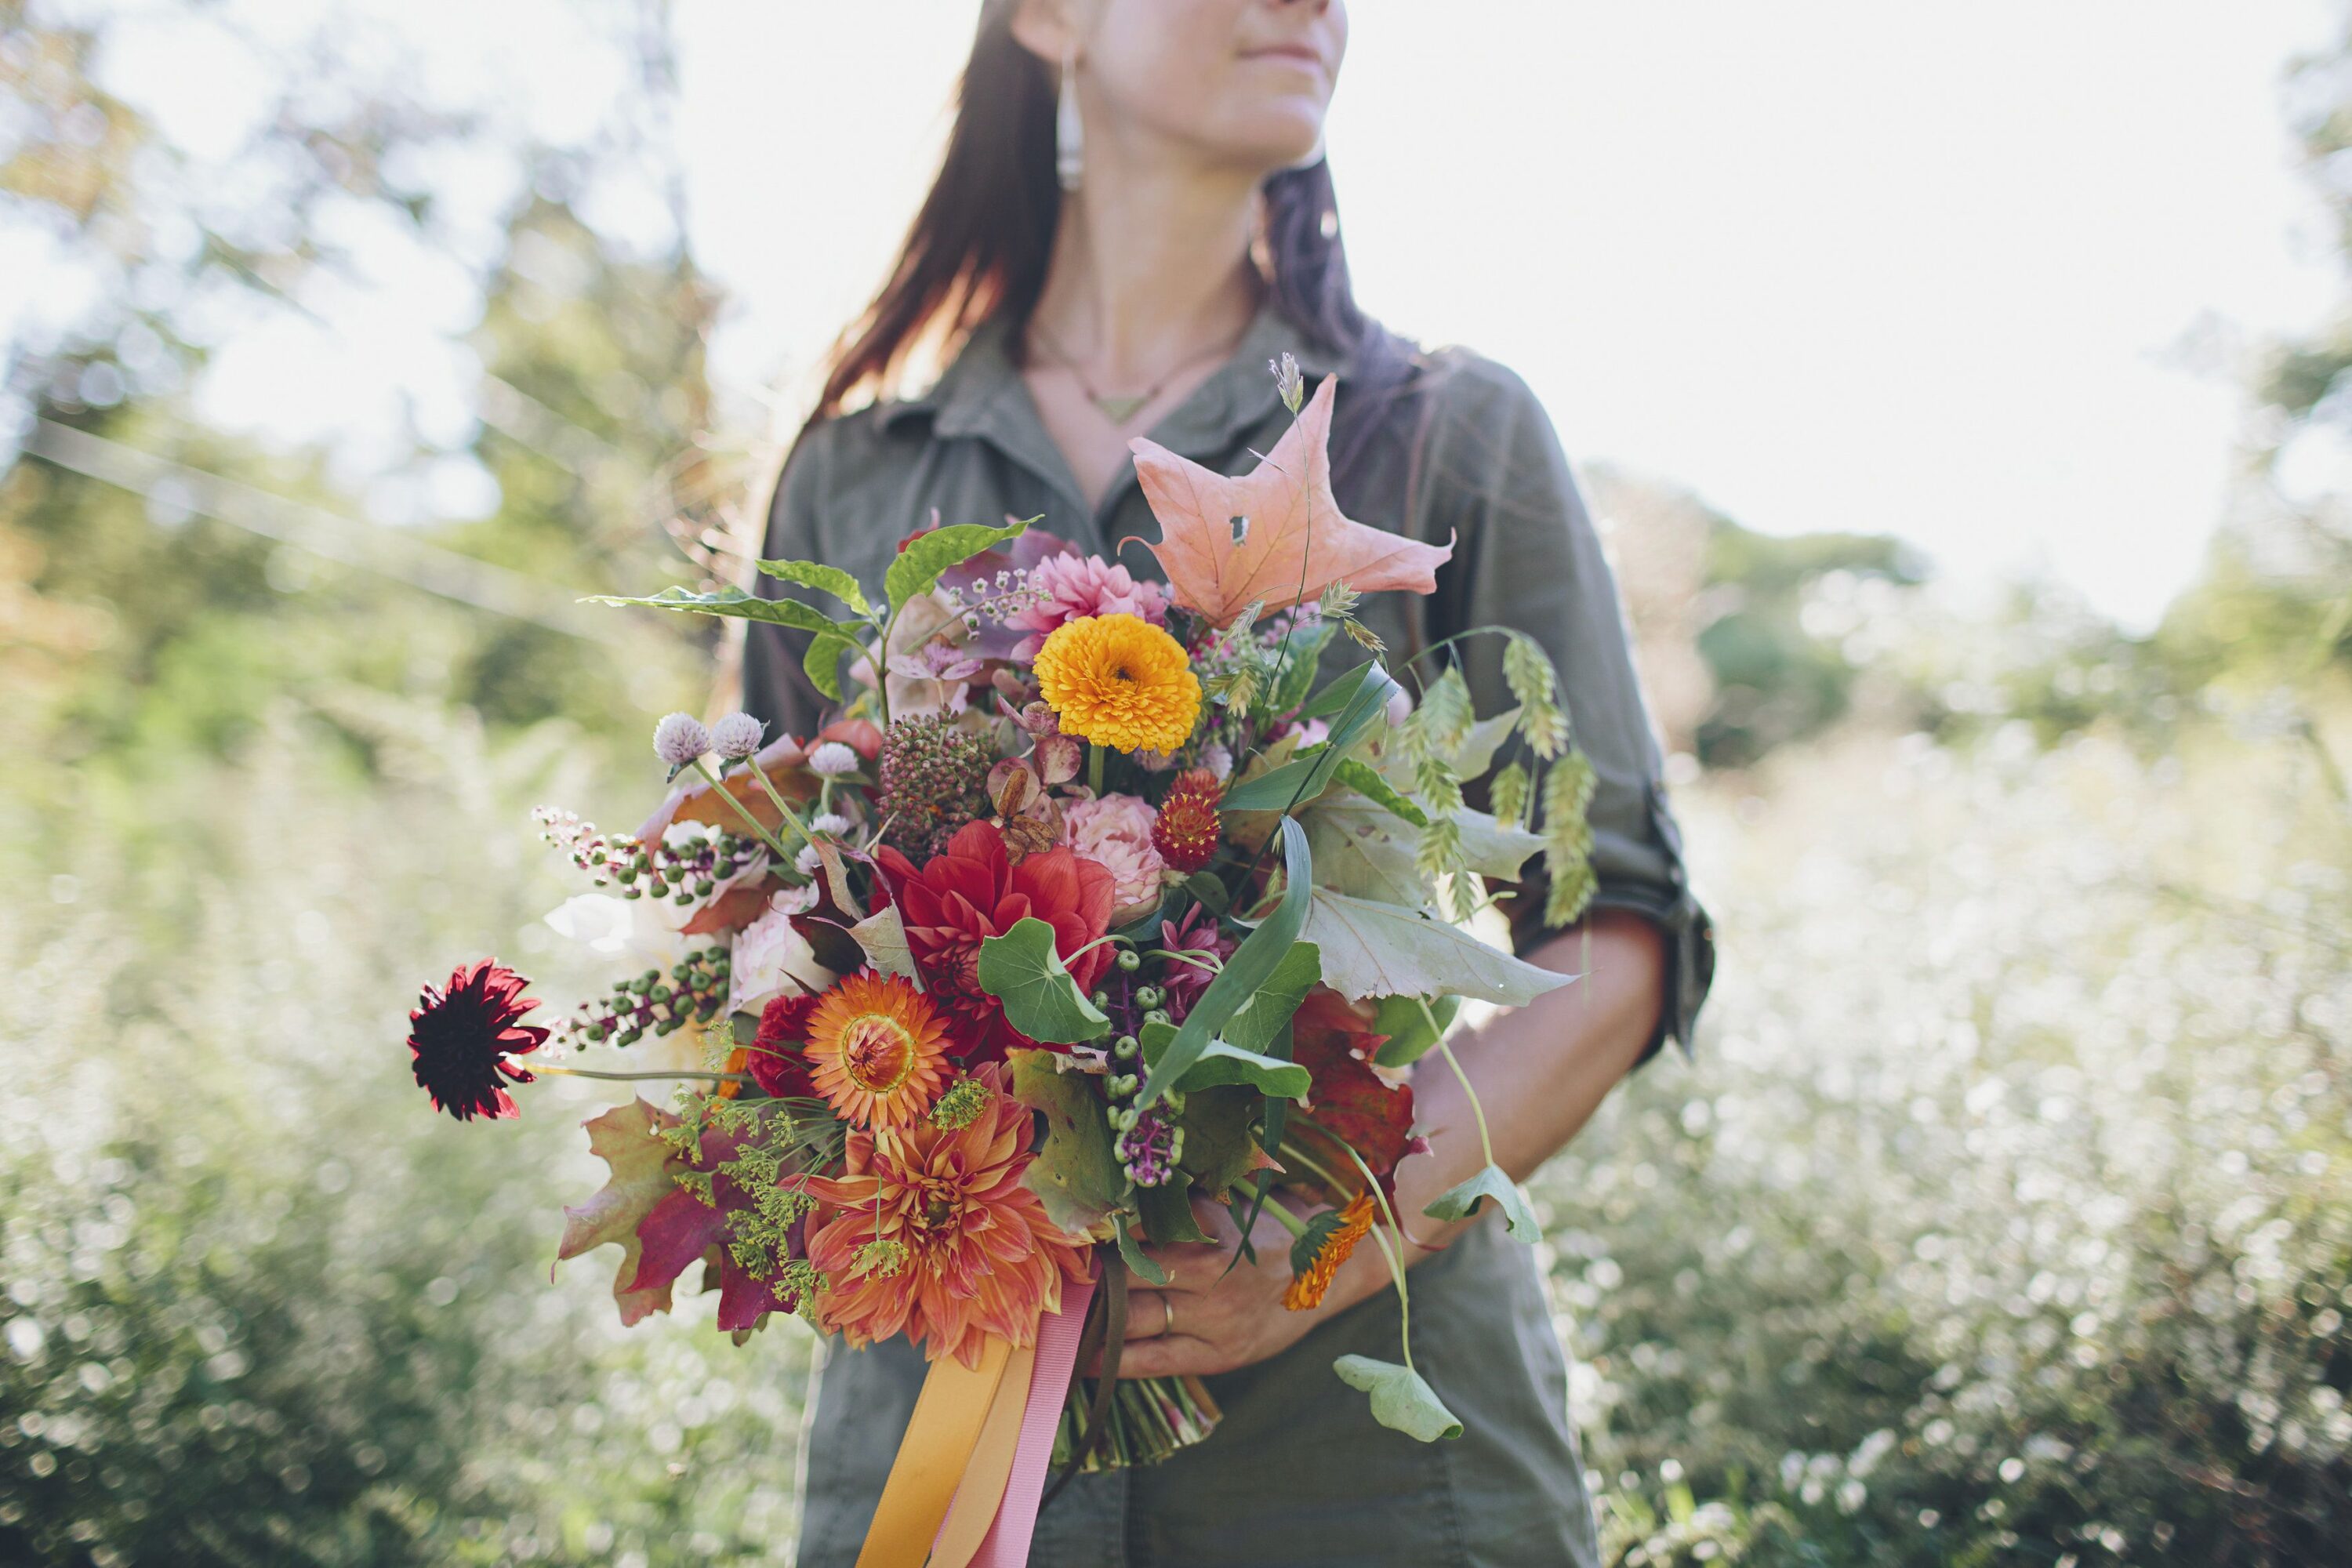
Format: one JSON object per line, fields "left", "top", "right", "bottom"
{"left": 1098, "top": 1194, "right": 1382, "bottom": 1380}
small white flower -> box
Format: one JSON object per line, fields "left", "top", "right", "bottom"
{"left": 811, "top": 812, "right": 853, "bottom": 837}
{"left": 795, "top": 842, "right": 825, "bottom": 876}
{"left": 1202, "top": 742, "right": 1235, "bottom": 781}
{"left": 653, "top": 712, "right": 711, "bottom": 767}
{"left": 710, "top": 711, "right": 765, "bottom": 760}
{"left": 808, "top": 741, "right": 859, "bottom": 777}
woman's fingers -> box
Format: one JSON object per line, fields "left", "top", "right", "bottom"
{"left": 1125, "top": 1288, "right": 1173, "bottom": 1340}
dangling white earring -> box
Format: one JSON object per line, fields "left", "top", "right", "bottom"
{"left": 1056, "top": 42, "right": 1083, "bottom": 192}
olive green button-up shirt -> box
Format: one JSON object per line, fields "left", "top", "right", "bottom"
{"left": 742, "top": 299, "right": 1712, "bottom": 1058}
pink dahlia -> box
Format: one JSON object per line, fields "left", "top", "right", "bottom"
{"left": 1005, "top": 554, "right": 1170, "bottom": 660}
{"left": 1062, "top": 791, "right": 1167, "bottom": 922}
{"left": 803, "top": 1063, "right": 1092, "bottom": 1367}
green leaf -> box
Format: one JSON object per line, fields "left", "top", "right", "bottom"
{"left": 977, "top": 919, "right": 1110, "bottom": 1044}
{"left": 1112, "top": 1214, "right": 1167, "bottom": 1286}
{"left": 1185, "top": 1038, "right": 1312, "bottom": 1099}
{"left": 1265, "top": 619, "right": 1338, "bottom": 715}
{"left": 1297, "top": 659, "right": 1377, "bottom": 721}
{"left": 803, "top": 633, "right": 858, "bottom": 702}
{"left": 884, "top": 517, "right": 1033, "bottom": 612}
{"left": 1182, "top": 871, "right": 1230, "bottom": 916}
{"left": 1136, "top": 1182, "right": 1210, "bottom": 1245}
{"left": 1302, "top": 797, "right": 1431, "bottom": 906}
{"left": 1422, "top": 1163, "right": 1542, "bottom": 1241}
{"left": 1216, "top": 757, "right": 1324, "bottom": 814}
{"left": 1454, "top": 806, "right": 1545, "bottom": 882}
{"left": 1333, "top": 1356, "right": 1463, "bottom": 1443}
{"left": 586, "top": 586, "right": 866, "bottom": 638}
{"left": 1370, "top": 993, "right": 1460, "bottom": 1068}
{"left": 1221, "top": 940, "right": 1320, "bottom": 1056}
{"left": 1011, "top": 1051, "right": 1123, "bottom": 1236}
{"left": 1137, "top": 1019, "right": 1311, "bottom": 1099}
{"left": 1136, "top": 818, "right": 1312, "bottom": 1109}
{"left": 757, "top": 557, "right": 873, "bottom": 616}
{"left": 1332, "top": 757, "right": 1427, "bottom": 826}
{"left": 1301, "top": 888, "right": 1578, "bottom": 1006}
{"left": 848, "top": 906, "right": 917, "bottom": 984}
{"left": 1175, "top": 1084, "right": 1265, "bottom": 1192}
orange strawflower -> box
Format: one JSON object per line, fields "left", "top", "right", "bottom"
{"left": 805, "top": 971, "right": 952, "bottom": 1131}
{"left": 1034, "top": 613, "right": 1202, "bottom": 755}
{"left": 1283, "top": 1191, "right": 1379, "bottom": 1311}
{"left": 802, "top": 1064, "right": 1093, "bottom": 1366}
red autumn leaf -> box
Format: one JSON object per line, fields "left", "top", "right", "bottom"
{"left": 1287, "top": 987, "right": 1414, "bottom": 1201}
{"left": 1127, "top": 376, "right": 1453, "bottom": 628}
{"left": 625, "top": 1117, "right": 812, "bottom": 1333}
{"left": 557, "top": 1098, "right": 688, "bottom": 1327}
{"left": 681, "top": 877, "right": 781, "bottom": 937}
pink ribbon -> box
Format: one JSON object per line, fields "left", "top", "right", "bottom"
{"left": 967, "top": 1274, "right": 1096, "bottom": 1568}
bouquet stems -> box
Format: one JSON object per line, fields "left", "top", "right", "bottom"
{"left": 1049, "top": 1374, "right": 1221, "bottom": 1473}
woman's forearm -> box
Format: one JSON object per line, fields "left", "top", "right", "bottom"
{"left": 1319, "top": 909, "right": 1667, "bottom": 1308}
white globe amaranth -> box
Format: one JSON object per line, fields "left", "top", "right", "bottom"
{"left": 807, "top": 740, "right": 860, "bottom": 777}
{"left": 710, "top": 711, "right": 766, "bottom": 760}
{"left": 653, "top": 711, "right": 712, "bottom": 766}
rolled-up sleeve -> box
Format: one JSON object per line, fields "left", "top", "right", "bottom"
{"left": 1413, "top": 356, "right": 1714, "bottom": 1061}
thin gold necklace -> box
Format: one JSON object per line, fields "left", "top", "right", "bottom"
{"left": 1025, "top": 320, "right": 1232, "bottom": 428}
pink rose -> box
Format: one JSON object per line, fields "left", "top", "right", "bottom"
{"left": 1062, "top": 791, "right": 1167, "bottom": 922}
{"left": 1006, "top": 555, "right": 1170, "bottom": 660}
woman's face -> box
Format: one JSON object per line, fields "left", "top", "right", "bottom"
{"left": 1038, "top": 0, "right": 1348, "bottom": 174}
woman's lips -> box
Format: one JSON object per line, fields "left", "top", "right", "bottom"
{"left": 1241, "top": 43, "right": 1328, "bottom": 71}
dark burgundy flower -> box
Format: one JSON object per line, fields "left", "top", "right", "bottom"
{"left": 405, "top": 959, "right": 547, "bottom": 1121}
{"left": 746, "top": 991, "right": 820, "bottom": 1098}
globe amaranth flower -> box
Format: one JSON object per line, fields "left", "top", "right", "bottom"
{"left": 874, "top": 820, "right": 1115, "bottom": 1062}
{"left": 710, "top": 711, "right": 766, "bottom": 760}
{"left": 1005, "top": 554, "right": 1169, "bottom": 660}
{"left": 808, "top": 741, "right": 860, "bottom": 777}
{"left": 1282, "top": 1191, "right": 1378, "bottom": 1311}
{"left": 805, "top": 971, "right": 954, "bottom": 1131}
{"left": 653, "top": 712, "right": 712, "bottom": 767}
{"left": 1062, "top": 791, "right": 1167, "bottom": 921}
{"left": 405, "top": 959, "right": 549, "bottom": 1121}
{"left": 1034, "top": 614, "right": 1202, "bottom": 756}
{"left": 1151, "top": 768, "right": 1223, "bottom": 873}
{"left": 802, "top": 1063, "right": 1092, "bottom": 1366}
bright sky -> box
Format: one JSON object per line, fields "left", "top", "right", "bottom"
{"left": 676, "top": 0, "right": 2343, "bottom": 630}
{"left": 34, "top": 0, "right": 2341, "bottom": 631}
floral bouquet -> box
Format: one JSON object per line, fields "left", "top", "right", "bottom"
{"left": 401, "top": 360, "right": 1599, "bottom": 1563}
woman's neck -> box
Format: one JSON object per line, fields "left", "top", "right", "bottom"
{"left": 1026, "top": 153, "right": 1263, "bottom": 387}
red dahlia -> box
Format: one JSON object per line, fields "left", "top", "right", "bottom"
{"left": 873, "top": 820, "right": 1115, "bottom": 1062}
{"left": 406, "top": 959, "right": 548, "bottom": 1121}
{"left": 1151, "top": 768, "right": 1222, "bottom": 873}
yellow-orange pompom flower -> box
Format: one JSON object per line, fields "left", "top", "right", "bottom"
{"left": 1282, "top": 1191, "right": 1379, "bottom": 1311}
{"left": 1033, "top": 613, "right": 1202, "bottom": 756}
{"left": 805, "top": 971, "right": 953, "bottom": 1131}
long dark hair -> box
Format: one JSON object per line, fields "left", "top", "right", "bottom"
{"left": 807, "top": 4, "right": 1421, "bottom": 487}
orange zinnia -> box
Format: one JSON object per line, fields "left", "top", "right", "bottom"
{"left": 805, "top": 971, "right": 952, "bottom": 1131}
{"left": 1283, "top": 1191, "right": 1380, "bottom": 1311}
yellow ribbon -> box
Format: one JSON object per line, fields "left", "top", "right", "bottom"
{"left": 925, "top": 1337, "right": 1038, "bottom": 1568}
{"left": 854, "top": 1334, "right": 1014, "bottom": 1568}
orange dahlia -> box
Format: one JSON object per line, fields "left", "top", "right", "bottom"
{"left": 1034, "top": 613, "right": 1202, "bottom": 755}
{"left": 805, "top": 971, "right": 953, "bottom": 1131}
{"left": 803, "top": 1063, "right": 1092, "bottom": 1366}
{"left": 1151, "top": 768, "right": 1222, "bottom": 873}
{"left": 1282, "top": 1191, "right": 1379, "bottom": 1311}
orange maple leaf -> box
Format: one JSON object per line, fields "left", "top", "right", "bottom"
{"left": 1127, "top": 375, "right": 1454, "bottom": 628}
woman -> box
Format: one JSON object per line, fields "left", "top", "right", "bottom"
{"left": 742, "top": 2, "right": 1713, "bottom": 1563}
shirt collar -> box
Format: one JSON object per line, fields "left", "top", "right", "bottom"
{"left": 880, "top": 292, "right": 1351, "bottom": 463}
